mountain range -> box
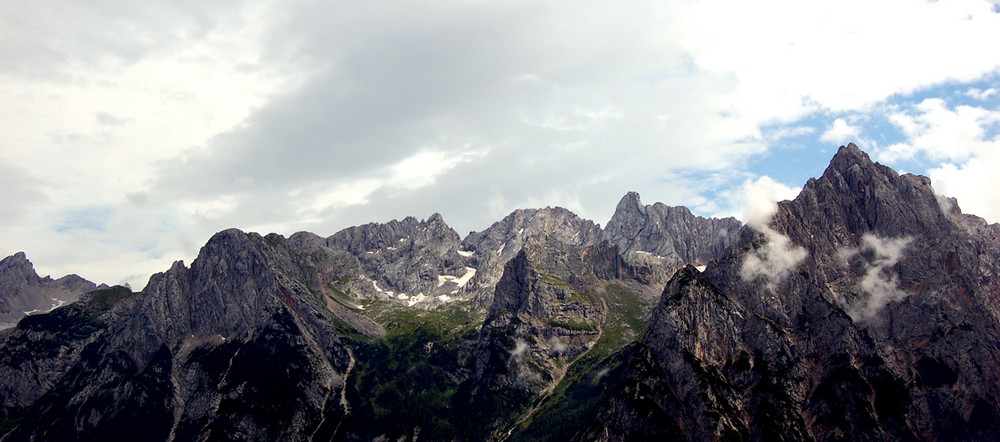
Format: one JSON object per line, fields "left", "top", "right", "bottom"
{"left": 1, "top": 144, "right": 998, "bottom": 440}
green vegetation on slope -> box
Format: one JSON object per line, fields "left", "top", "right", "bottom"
{"left": 512, "top": 282, "right": 655, "bottom": 440}
{"left": 339, "top": 303, "right": 481, "bottom": 440}
{"left": 330, "top": 276, "right": 654, "bottom": 441}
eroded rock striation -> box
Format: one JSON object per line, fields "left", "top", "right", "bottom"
{"left": 1, "top": 230, "right": 355, "bottom": 440}
{"left": 603, "top": 191, "right": 741, "bottom": 270}
{"left": 459, "top": 234, "right": 660, "bottom": 438}
{"left": 583, "top": 144, "right": 1000, "bottom": 441}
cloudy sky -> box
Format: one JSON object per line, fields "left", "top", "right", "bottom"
{"left": 2, "top": 0, "right": 999, "bottom": 289}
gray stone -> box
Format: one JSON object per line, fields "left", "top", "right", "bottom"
{"left": 0, "top": 251, "right": 97, "bottom": 325}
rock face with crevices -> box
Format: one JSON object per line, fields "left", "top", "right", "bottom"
{"left": 0, "top": 193, "right": 739, "bottom": 438}
{"left": 323, "top": 213, "right": 476, "bottom": 308}
{"left": 6, "top": 144, "right": 995, "bottom": 440}
{"left": 457, "top": 233, "right": 660, "bottom": 438}
{"left": 603, "top": 192, "right": 742, "bottom": 285}
{"left": 604, "top": 191, "right": 742, "bottom": 266}
{"left": 583, "top": 144, "right": 1000, "bottom": 441}
{"left": 461, "top": 207, "right": 604, "bottom": 309}
{"left": 0, "top": 230, "right": 356, "bottom": 440}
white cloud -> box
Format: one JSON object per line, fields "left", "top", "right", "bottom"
{"left": 740, "top": 226, "right": 809, "bottom": 288}
{"left": 874, "top": 98, "right": 1000, "bottom": 222}
{"left": 511, "top": 339, "right": 530, "bottom": 362}
{"left": 0, "top": 161, "right": 46, "bottom": 226}
{"left": 678, "top": 0, "right": 1000, "bottom": 116}
{"left": 0, "top": 1, "right": 298, "bottom": 205}
{"left": 737, "top": 177, "right": 808, "bottom": 287}
{"left": 821, "top": 118, "right": 862, "bottom": 144}
{"left": 965, "top": 87, "right": 997, "bottom": 100}
{"left": 548, "top": 336, "right": 569, "bottom": 355}
{"left": 740, "top": 227, "right": 808, "bottom": 288}
{"left": 178, "top": 196, "right": 239, "bottom": 222}
{"left": 739, "top": 176, "right": 801, "bottom": 228}
{"left": 0, "top": 0, "right": 304, "bottom": 287}
{"left": 766, "top": 125, "right": 816, "bottom": 142}
{"left": 386, "top": 149, "right": 487, "bottom": 192}
{"left": 879, "top": 98, "right": 997, "bottom": 162}
{"left": 294, "top": 149, "right": 487, "bottom": 220}
{"left": 298, "top": 179, "right": 384, "bottom": 216}
{"left": 529, "top": 106, "right": 625, "bottom": 132}
{"left": 928, "top": 153, "right": 1000, "bottom": 222}
{"left": 840, "top": 234, "right": 913, "bottom": 322}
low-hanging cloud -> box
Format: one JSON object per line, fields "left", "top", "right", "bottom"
{"left": 548, "top": 336, "right": 568, "bottom": 355}
{"left": 739, "top": 177, "right": 808, "bottom": 287}
{"left": 741, "top": 176, "right": 800, "bottom": 228}
{"left": 510, "top": 339, "right": 530, "bottom": 361}
{"left": 740, "top": 225, "right": 809, "bottom": 287}
{"left": 840, "top": 234, "right": 914, "bottom": 322}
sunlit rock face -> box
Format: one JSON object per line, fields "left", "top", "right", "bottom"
{"left": 603, "top": 190, "right": 741, "bottom": 272}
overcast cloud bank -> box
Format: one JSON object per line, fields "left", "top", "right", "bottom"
{"left": 1, "top": 1, "right": 999, "bottom": 288}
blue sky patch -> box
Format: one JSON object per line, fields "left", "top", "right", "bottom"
{"left": 54, "top": 207, "right": 115, "bottom": 233}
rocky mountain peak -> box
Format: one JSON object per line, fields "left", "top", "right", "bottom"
{"left": 460, "top": 206, "right": 604, "bottom": 309}
{"left": 168, "top": 259, "right": 186, "bottom": 272}
{"left": 0, "top": 252, "right": 97, "bottom": 327}
{"left": 4, "top": 251, "right": 29, "bottom": 265}
{"left": 829, "top": 142, "right": 867, "bottom": 166}
{"left": 776, "top": 144, "right": 952, "bottom": 245}
{"left": 198, "top": 228, "right": 255, "bottom": 260}
{"left": 116, "top": 227, "right": 307, "bottom": 362}
{"left": 604, "top": 192, "right": 647, "bottom": 242}
{"left": 604, "top": 191, "right": 742, "bottom": 274}
{"left": 614, "top": 191, "right": 646, "bottom": 216}
{"left": 0, "top": 252, "right": 39, "bottom": 289}
{"left": 587, "top": 144, "right": 1000, "bottom": 440}
{"left": 427, "top": 212, "right": 446, "bottom": 225}
{"left": 327, "top": 214, "right": 462, "bottom": 254}
{"left": 15, "top": 145, "right": 966, "bottom": 440}
{"left": 318, "top": 214, "right": 471, "bottom": 309}
{"left": 1, "top": 230, "right": 354, "bottom": 440}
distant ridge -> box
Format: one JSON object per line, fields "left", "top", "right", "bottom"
{"left": 0, "top": 251, "right": 98, "bottom": 328}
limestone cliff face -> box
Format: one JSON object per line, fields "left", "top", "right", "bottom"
{"left": 0, "top": 252, "right": 97, "bottom": 326}
{"left": 458, "top": 231, "right": 663, "bottom": 438}
{"left": 324, "top": 213, "right": 476, "bottom": 308}
{"left": 585, "top": 145, "right": 1000, "bottom": 440}
{"left": 603, "top": 192, "right": 741, "bottom": 283}
{"left": 462, "top": 207, "right": 604, "bottom": 310}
